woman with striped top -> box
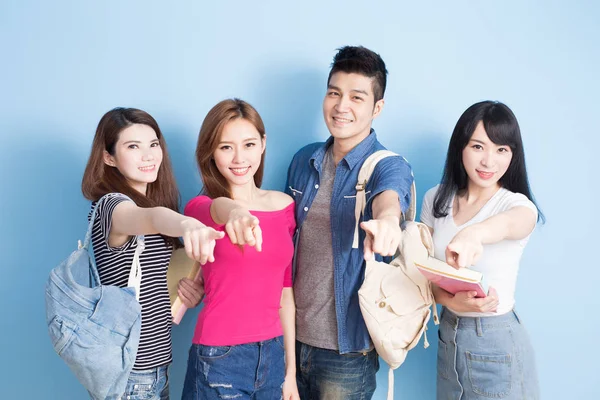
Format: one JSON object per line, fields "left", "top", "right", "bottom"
{"left": 81, "top": 107, "right": 224, "bottom": 400}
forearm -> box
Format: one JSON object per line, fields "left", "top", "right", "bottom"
{"left": 432, "top": 284, "right": 454, "bottom": 308}
{"left": 210, "top": 197, "right": 246, "bottom": 225}
{"left": 112, "top": 203, "right": 196, "bottom": 237}
{"left": 279, "top": 288, "right": 296, "bottom": 378}
{"left": 465, "top": 206, "right": 536, "bottom": 244}
{"left": 372, "top": 190, "right": 401, "bottom": 222}
{"left": 149, "top": 207, "right": 198, "bottom": 237}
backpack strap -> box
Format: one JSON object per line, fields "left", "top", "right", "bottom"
{"left": 352, "top": 150, "right": 417, "bottom": 249}
{"left": 82, "top": 193, "right": 145, "bottom": 300}
{"left": 388, "top": 367, "right": 396, "bottom": 400}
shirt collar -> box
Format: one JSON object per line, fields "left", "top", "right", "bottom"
{"left": 310, "top": 129, "right": 378, "bottom": 171}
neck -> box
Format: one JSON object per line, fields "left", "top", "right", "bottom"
{"left": 462, "top": 182, "right": 501, "bottom": 204}
{"left": 230, "top": 181, "right": 259, "bottom": 203}
{"left": 331, "top": 128, "right": 371, "bottom": 164}
{"left": 131, "top": 181, "right": 148, "bottom": 196}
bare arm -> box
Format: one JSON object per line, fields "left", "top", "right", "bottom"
{"left": 360, "top": 190, "right": 401, "bottom": 260}
{"left": 111, "top": 202, "right": 200, "bottom": 238}
{"left": 210, "top": 197, "right": 246, "bottom": 224}
{"left": 110, "top": 201, "right": 224, "bottom": 264}
{"left": 464, "top": 206, "right": 536, "bottom": 243}
{"left": 446, "top": 206, "right": 536, "bottom": 268}
{"left": 372, "top": 189, "right": 402, "bottom": 221}
{"left": 280, "top": 287, "right": 300, "bottom": 400}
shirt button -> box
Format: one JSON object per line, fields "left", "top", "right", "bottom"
{"left": 303, "top": 207, "right": 308, "bottom": 212}
{"left": 134, "top": 385, "right": 138, "bottom": 389}
{"left": 315, "top": 184, "right": 319, "bottom": 189}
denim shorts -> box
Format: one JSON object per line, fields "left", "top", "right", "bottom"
{"left": 120, "top": 365, "right": 169, "bottom": 400}
{"left": 437, "top": 308, "right": 539, "bottom": 399}
{"left": 182, "top": 336, "right": 285, "bottom": 400}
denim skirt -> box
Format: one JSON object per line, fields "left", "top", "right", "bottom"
{"left": 437, "top": 308, "right": 539, "bottom": 400}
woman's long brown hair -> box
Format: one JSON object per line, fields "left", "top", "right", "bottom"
{"left": 81, "top": 107, "right": 181, "bottom": 247}
{"left": 196, "top": 99, "right": 266, "bottom": 199}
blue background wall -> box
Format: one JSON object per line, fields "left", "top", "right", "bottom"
{"left": 1, "top": 1, "right": 597, "bottom": 398}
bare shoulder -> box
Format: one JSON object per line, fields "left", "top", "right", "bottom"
{"left": 260, "top": 190, "right": 294, "bottom": 210}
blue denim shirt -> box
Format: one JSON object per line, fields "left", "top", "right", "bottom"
{"left": 285, "top": 130, "right": 413, "bottom": 353}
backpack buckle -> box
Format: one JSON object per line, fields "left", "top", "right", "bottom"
{"left": 355, "top": 180, "right": 367, "bottom": 191}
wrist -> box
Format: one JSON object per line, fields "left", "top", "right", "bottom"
{"left": 228, "top": 206, "right": 249, "bottom": 219}
{"left": 285, "top": 370, "right": 296, "bottom": 379}
{"left": 378, "top": 214, "right": 400, "bottom": 224}
{"left": 180, "top": 217, "right": 205, "bottom": 233}
{"left": 463, "top": 224, "right": 486, "bottom": 243}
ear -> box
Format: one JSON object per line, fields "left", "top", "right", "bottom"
{"left": 261, "top": 134, "right": 267, "bottom": 154}
{"left": 103, "top": 150, "right": 116, "bottom": 167}
{"left": 372, "top": 99, "right": 385, "bottom": 119}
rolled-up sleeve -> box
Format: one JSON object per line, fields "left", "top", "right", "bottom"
{"left": 366, "top": 156, "right": 414, "bottom": 215}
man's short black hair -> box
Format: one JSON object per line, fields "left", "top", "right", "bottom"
{"left": 327, "top": 46, "right": 388, "bottom": 102}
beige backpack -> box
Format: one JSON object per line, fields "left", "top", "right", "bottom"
{"left": 353, "top": 150, "right": 439, "bottom": 400}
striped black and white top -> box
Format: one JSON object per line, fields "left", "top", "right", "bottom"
{"left": 89, "top": 193, "right": 173, "bottom": 370}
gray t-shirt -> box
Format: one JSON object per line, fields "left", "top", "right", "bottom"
{"left": 294, "top": 148, "right": 339, "bottom": 350}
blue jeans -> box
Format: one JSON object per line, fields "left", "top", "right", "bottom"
{"left": 182, "top": 336, "right": 285, "bottom": 400}
{"left": 437, "top": 308, "right": 540, "bottom": 399}
{"left": 120, "top": 365, "right": 169, "bottom": 400}
{"left": 295, "top": 341, "right": 379, "bottom": 400}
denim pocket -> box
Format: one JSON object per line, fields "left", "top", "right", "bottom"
{"left": 437, "top": 336, "right": 449, "bottom": 381}
{"left": 48, "top": 316, "right": 77, "bottom": 355}
{"left": 288, "top": 186, "right": 304, "bottom": 199}
{"left": 274, "top": 336, "right": 285, "bottom": 350}
{"left": 466, "top": 351, "right": 512, "bottom": 398}
{"left": 196, "top": 344, "right": 232, "bottom": 360}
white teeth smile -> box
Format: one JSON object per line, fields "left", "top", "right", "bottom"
{"left": 231, "top": 167, "right": 250, "bottom": 175}
{"left": 139, "top": 165, "right": 155, "bottom": 171}
{"left": 333, "top": 117, "right": 353, "bottom": 123}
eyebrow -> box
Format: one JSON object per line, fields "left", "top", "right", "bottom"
{"left": 469, "top": 139, "right": 487, "bottom": 144}
{"left": 327, "top": 85, "right": 369, "bottom": 96}
{"left": 122, "top": 139, "right": 159, "bottom": 145}
{"left": 218, "top": 138, "right": 260, "bottom": 144}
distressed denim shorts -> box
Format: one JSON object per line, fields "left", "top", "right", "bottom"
{"left": 437, "top": 308, "right": 540, "bottom": 399}
{"left": 120, "top": 365, "right": 169, "bottom": 400}
{"left": 182, "top": 336, "right": 285, "bottom": 400}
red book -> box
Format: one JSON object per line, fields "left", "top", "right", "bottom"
{"left": 414, "top": 258, "right": 488, "bottom": 298}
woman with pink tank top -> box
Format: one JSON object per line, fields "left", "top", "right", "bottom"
{"left": 181, "top": 99, "right": 300, "bottom": 400}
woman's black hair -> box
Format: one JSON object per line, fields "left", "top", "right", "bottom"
{"left": 433, "top": 101, "right": 545, "bottom": 223}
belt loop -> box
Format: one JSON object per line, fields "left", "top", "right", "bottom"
{"left": 475, "top": 317, "right": 483, "bottom": 337}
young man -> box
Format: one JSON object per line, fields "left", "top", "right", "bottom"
{"left": 285, "top": 46, "right": 413, "bottom": 399}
